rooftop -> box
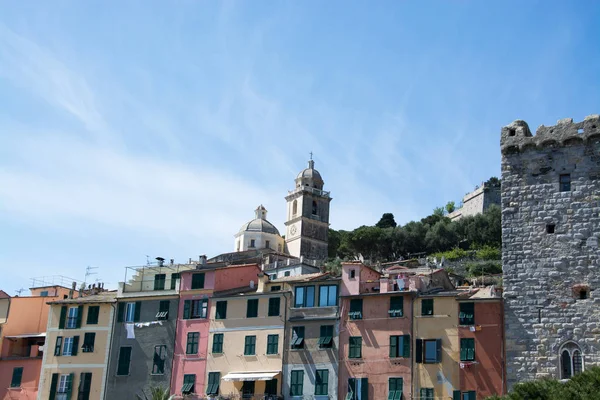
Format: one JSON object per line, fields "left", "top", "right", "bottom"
{"left": 271, "top": 272, "right": 334, "bottom": 283}
{"left": 213, "top": 286, "right": 258, "bottom": 298}
{"left": 48, "top": 291, "right": 117, "bottom": 304}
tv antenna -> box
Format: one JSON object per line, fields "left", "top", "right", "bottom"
{"left": 15, "top": 288, "right": 25, "bottom": 296}
{"left": 85, "top": 266, "right": 98, "bottom": 283}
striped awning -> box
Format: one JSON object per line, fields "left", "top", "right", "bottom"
{"left": 222, "top": 372, "right": 279, "bottom": 381}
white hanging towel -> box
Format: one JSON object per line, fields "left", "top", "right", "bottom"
{"left": 126, "top": 323, "right": 135, "bottom": 339}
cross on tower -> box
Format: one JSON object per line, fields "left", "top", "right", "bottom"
{"left": 309, "top": 151, "right": 313, "bottom": 160}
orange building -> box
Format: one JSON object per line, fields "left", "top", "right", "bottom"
{"left": 0, "top": 286, "right": 72, "bottom": 400}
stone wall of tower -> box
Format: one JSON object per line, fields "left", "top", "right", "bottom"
{"left": 501, "top": 115, "right": 600, "bottom": 387}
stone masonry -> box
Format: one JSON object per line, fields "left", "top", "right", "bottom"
{"left": 501, "top": 114, "right": 600, "bottom": 388}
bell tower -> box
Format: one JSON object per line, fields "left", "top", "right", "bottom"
{"left": 284, "top": 157, "right": 332, "bottom": 260}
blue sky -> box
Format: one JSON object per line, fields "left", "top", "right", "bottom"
{"left": 1, "top": 1, "right": 598, "bottom": 294}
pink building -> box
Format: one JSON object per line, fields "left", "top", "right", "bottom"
{"left": 339, "top": 262, "right": 414, "bottom": 400}
{"left": 170, "top": 263, "right": 261, "bottom": 398}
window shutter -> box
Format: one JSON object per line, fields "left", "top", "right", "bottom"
{"left": 72, "top": 336, "right": 79, "bottom": 356}
{"left": 117, "top": 303, "right": 125, "bottom": 323}
{"left": 415, "top": 339, "right": 423, "bottom": 363}
{"left": 360, "top": 377, "right": 369, "bottom": 400}
{"left": 49, "top": 373, "right": 59, "bottom": 400}
{"left": 75, "top": 305, "right": 84, "bottom": 328}
{"left": 402, "top": 335, "right": 410, "bottom": 357}
{"left": 59, "top": 306, "right": 67, "bottom": 329}
{"left": 347, "top": 379, "right": 355, "bottom": 399}
{"left": 460, "top": 341, "right": 467, "bottom": 361}
{"left": 183, "top": 300, "right": 191, "bottom": 319}
{"left": 453, "top": 390, "right": 461, "bottom": 400}
{"left": 78, "top": 373, "right": 92, "bottom": 400}
{"left": 54, "top": 337, "right": 63, "bottom": 356}
{"left": 133, "top": 302, "right": 142, "bottom": 322}
{"left": 436, "top": 338, "right": 443, "bottom": 363}
{"left": 66, "top": 373, "right": 75, "bottom": 399}
{"left": 389, "top": 336, "right": 397, "bottom": 358}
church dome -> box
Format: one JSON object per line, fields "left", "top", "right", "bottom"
{"left": 295, "top": 159, "right": 324, "bottom": 188}
{"left": 237, "top": 205, "right": 281, "bottom": 235}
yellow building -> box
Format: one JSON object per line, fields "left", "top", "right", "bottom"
{"left": 414, "top": 291, "right": 460, "bottom": 400}
{"left": 38, "top": 291, "right": 116, "bottom": 400}
{"left": 206, "top": 274, "right": 286, "bottom": 398}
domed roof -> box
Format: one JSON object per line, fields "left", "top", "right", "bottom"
{"left": 238, "top": 218, "right": 281, "bottom": 235}
{"left": 237, "top": 205, "right": 281, "bottom": 236}
{"left": 296, "top": 160, "right": 323, "bottom": 184}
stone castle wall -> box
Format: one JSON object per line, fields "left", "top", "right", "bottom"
{"left": 501, "top": 115, "right": 600, "bottom": 387}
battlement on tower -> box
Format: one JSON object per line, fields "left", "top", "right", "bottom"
{"left": 500, "top": 114, "right": 600, "bottom": 155}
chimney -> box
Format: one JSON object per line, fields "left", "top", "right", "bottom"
{"left": 256, "top": 272, "right": 270, "bottom": 293}
{"left": 69, "top": 281, "right": 76, "bottom": 299}
{"left": 199, "top": 255, "right": 207, "bottom": 265}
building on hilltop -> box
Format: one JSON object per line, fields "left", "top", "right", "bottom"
{"left": 235, "top": 205, "right": 285, "bottom": 253}
{"left": 0, "top": 283, "right": 73, "bottom": 400}
{"left": 447, "top": 182, "right": 501, "bottom": 221}
{"left": 501, "top": 114, "right": 600, "bottom": 388}
{"left": 285, "top": 159, "right": 332, "bottom": 260}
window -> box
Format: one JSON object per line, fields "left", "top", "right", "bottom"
{"left": 246, "top": 299, "right": 259, "bottom": 318}
{"left": 10, "top": 367, "right": 23, "bottom": 388}
{"left": 290, "top": 370, "right": 304, "bottom": 396}
{"left": 244, "top": 336, "right": 256, "bottom": 355}
{"left": 319, "top": 325, "right": 334, "bottom": 348}
{"left": 191, "top": 273, "right": 205, "bottom": 289}
{"left": 156, "top": 300, "right": 169, "bottom": 320}
{"left": 206, "top": 372, "right": 220, "bottom": 395}
{"left": 349, "top": 336, "right": 362, "bottom": 358}
{"left": 312, "top": 200, "right": 318, "bottom": 215}
{"left": 212, "top": 333, "right": 224, "bottom": 353}
{"left": 40, "top": 291, "right": 49, "bottom": 297}
{"left": 86, "top": 306, "right": 99, "bottom": 325}
{"left": 319, "top": 285, "right": 338, "bottom": 306}
{"left": 349, "top": 299, "right": 363, "bottom": 320}
{"left": 170, "top": 273, "right": 180, "bottom": 290}
{"left": 54, "top": 336, "right": 63, "bottom": 356}
{"left": 125, "top": 302, "right": 136, "bottom": 322}
{"left": 389, "top": 335, "right": 410, "bottom": 358}
{"left": 459, "top": 303, "right": 475, "bottom": 325}
{"left": 292, "top": 200, "right": 298, "bottom": 215}
{"left": 350, "top": 269, "right": 356, "bottom": 279}
{"left": 265, "top": 379, "right": 277, "bottom": 396}
{"left": 420, "top": 388, "right": 434, "bottom": 400}
{"left": 416, "top": 339, "right": 442, "bottom": 364}
{"left": 267, "top": 334, "right": 279, "bottom": 354}
{"left": 460, "top": 391, "right": 476, "bottom": 400}
{"left": 347, "top": 378, "right": 368, "bottom": 400}
{"left": 116, "top": 346, "right": 132, "bottom": 375}
{"left": 294, "top": 286, "right": 315, "bottom": 308}
{"left": 560, "top": 342, "right": 584, "bottom": 379}
{"left": 291, "top": 326, "right": 305, "bottom": 349}
{"left": 242, "top": 381, "right": 255, "bottom": 398}
{"left": 250, "top": 239, "right": 256, "bottom": 248}
{"left": 421, "top": 299, "right": 434, "bottom": 316}
{"left": 265, "top": 240, "right": 270, "bottom": 249}
{"left": 63, "top": 337, "right": 75, "bottom": 356}
{"left": 67, "top": 307, "right": 78, "bottom": 329}
{"left": 546, "top": 223, "right": 556, "bottom": 234}
{"left": 315, "top": 369, "right": 329, "bottom": 395}
{"left": 152, "top": 345, "right": 166, "bottom": 374}
{"left": 154, "top": 274, "right": 166, "bottom": 290}
{"left": 460, "top": 338, "right": 475, "bottom": 361}
{"left": 183, "top": 299, "right": 208, "bottom": 319}
{"left": 560, "top": 174, "right": 571, "bottom": 192}
{"left": 269, "top": 274, "right": 276, "bottom": 280}
{"left": 579, "top": 289, "right": 589, "bottom": 300}
{"left": 182, "top": 374, "right": 195, "bottom": 394}
{"left": 268, "top": 297, "right": 280, "bottom": 316}
{"left": 78, "top": 372, "right": 92, "bottom": 400}
{"left": 82, "top": 332, "right": 95, "bottom": 353}
{"left": 389, "top": 296, "right": 403, "bottom": 317}
{"left": 215, "top": 301, "right": 227, "bottom": 319}
{"left": 388, "top": 377, "right": 403, "bottom": 400}
{"left": 56, "top": 374, "right": 73, "bottom": 400}
{"left": 186, "top": 332, "right": 199, "bottom": 354}
{"left": 271, "top": 285, "right": 281, "bottom": 291}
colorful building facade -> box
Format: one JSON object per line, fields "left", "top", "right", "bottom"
{"left": 0, "top": 286, "right": 72, "bottom": 400}
{"left": 38, "top": 291, "right": 116, "bottom": 400}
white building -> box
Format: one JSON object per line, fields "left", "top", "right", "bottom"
{"left": 234, "top": 205, "right": 285, "bottom": 253}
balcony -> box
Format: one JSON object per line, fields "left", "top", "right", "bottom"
{"left": 288, "top": 186, "right": 330, "bottom": 198}
{"left": 1, "top": 334, "right": 45, "bottom": 360}
{"left": 289, "top": 305, "right": 338, "bottom": 321}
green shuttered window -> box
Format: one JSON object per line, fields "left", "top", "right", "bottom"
{"left": 315, "top": 369, "right": 329, "bottom": 395}
{"left": 291, "top": 326, "right": 305, "bottom": 349}
{"left": 191, "top": 273, "right": 205, "bottom": 289}
{"left": 215, "top": 301, "right": 227, "bottom": 319}
{"left": 389, "top": 335, "right": 410, "bottom": 358}
{"left": 116, "top": 347, "right": 132, "bottom": 375}
{"left": 266, "top": 334, "right": 278, "bottom": 355}
{"left": 349, "top": 299, "right": 363, "bottom": 320}
{"left": 459, "top": 302, "right": 475, "bottom": 325}
{"left": 388, "top": 377, "right": 403, "bottom": 400}
{"left": 212, "top": 333, "right": 223, "bottom": 353}
{"left": 290, "top": 370, "right": 304, "bottom": 396}
{"left": 318, "top": 325, "right": 334, "bottom": 348}
{"left": 268, "top": 297, "right": 280, "bottom": 316}
{"left": 244, "top": 336, "right": 256, "bottom": 355}
{"left": 206, "top": 372, "right": 220, "bottom": 395}
{"left": 460, "top": 338, "right": 476, "bottom": 361}
{"left": 182, "top": 374, "right": 195, "bottom": 394}
{"left": 186, "top": 332, "right": 199, "bottom": 354}
{"left": 349, "top": 336, "right": 362, "bottom": 359}
{"left": 10, "top": 367, "right": 23, "bottom": 388}
{"left": 246, "top": 299, "right": 259, "bottom": 318}
{"left": 420, "top": 388, "right": 434, "bottom": 400}
{"left": 422, "top": 299, "right": 434, "bottom": 316}
{"left": 86, "top": 306, "right": 99, "bottom": 325}
{"left": 389, "top": 296, "right": 404, "bottom": 317}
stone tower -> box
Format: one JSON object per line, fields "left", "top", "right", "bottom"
{"left": 284, "top": 159, "right": 332, "bottom": 260}
{"left": 501, "top": 115, "right": 600, "bottom": 388}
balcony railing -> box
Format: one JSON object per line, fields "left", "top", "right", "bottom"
{"left": 288, "top": 186, "right": 330, "bottom": 198}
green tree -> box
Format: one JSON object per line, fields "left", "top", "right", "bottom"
{"left": 433, "top": 206, "right": 445, "bottom": 217}
{"left": 376, "top": 213, "right": 397, "bottom": 228}
{"left": 445, "top": 201, "right": 456, "bottom": 214}
{"left": 136, "top": 387, "right": 175, "bottom": 400}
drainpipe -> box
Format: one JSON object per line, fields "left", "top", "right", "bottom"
{"left": 103, "top": 302, "right": 117, "bottom": 400}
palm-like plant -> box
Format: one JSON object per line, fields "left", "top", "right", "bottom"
{"left": 135, "top": 386, "right": 176, "bottom": 400}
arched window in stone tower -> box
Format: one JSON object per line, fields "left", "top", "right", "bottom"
{"left": 560, "top": 341, "right": 584, "bottom": 379}
{"left": 292, "top": 200, "right": 298, "bottom": 216}
{"left": 312, "top": 200, "right": 318, "bottom": 216}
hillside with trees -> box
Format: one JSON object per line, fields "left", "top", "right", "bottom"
{"left": 326, "top": 178, "right": 501, "bottom": 277}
